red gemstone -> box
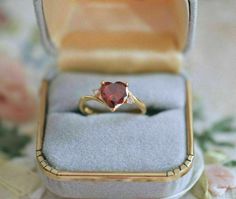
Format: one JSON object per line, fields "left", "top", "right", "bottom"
{"left": 100, "top": 82, "right": 128, "bottom": 109}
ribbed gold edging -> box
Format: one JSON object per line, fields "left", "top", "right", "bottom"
{"left": 36, "top": 80, "right": 194, "bottom": 182}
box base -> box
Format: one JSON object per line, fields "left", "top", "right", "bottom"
{"left": 39, "top": 146, "right": 203, "bottom": 199}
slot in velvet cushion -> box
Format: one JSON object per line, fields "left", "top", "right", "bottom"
{"left": 44, "top": 72, "right": 187, "bottom": 172}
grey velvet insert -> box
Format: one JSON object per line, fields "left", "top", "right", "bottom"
{"left": 44, "top": 72, "right": 187, "bottom": 172}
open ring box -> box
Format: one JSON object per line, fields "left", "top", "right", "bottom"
{"left": 34, "top": 0, "right": 204, "bottom": 198}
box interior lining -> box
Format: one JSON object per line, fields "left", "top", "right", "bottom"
{"left": 42, "top": 0, "right": 189, "bottom": 73}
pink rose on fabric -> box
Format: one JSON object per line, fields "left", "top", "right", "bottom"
{"left": 205, "top": 164, "right": 236, "bottom": 196}
{"left": 0, "top": 55, "right": 36, "bottom": 123}
{"left": 0, "top": 8, "right": 8, "bottom": 27}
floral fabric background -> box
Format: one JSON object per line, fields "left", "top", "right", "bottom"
{"left": 0, "top": 0, "right": 236, "bottom": 199}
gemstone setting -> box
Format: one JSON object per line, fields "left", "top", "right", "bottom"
{"left": 100, "top": 81, "right": 128, "bottom": 110}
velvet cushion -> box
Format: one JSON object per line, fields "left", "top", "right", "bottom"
{"left": 43, "top": 73, "right": 187, "bottom": 172}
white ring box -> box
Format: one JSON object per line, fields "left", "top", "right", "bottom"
{"left": 34, "top": 0, "right": 204, "bottom": 198}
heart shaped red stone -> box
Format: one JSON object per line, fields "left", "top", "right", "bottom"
{"left": 100, "top": 82, "right": 128, "bottom": 108}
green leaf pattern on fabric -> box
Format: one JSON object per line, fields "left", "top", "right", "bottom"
{"left": 191, "top": 172, "right": 212, "bottom": 199}
{"left": 0, "top": 122, "right": 31, "bottom": 158}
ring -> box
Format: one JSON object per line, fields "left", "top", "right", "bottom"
{"left": 79, "top": 81, "right": 146, "bottom": 115}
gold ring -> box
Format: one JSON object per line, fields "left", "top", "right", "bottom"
{"left": 79, "top": 81, "right": 146, "bottom": 115}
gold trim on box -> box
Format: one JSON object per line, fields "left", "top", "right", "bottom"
{"left": 36, "top": 80, "right": 194, "bottom": 182}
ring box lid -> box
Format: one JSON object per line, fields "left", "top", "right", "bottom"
{"left": 34, "top": 0, "right": 197, "bottom": 73}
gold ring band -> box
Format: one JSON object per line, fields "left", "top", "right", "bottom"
{"left": 79, "top": 81, "right": 146, "bottom": 115}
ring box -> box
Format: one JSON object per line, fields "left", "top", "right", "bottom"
{"left": 34, "top": 0, "right": 203, "bottom": 198}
